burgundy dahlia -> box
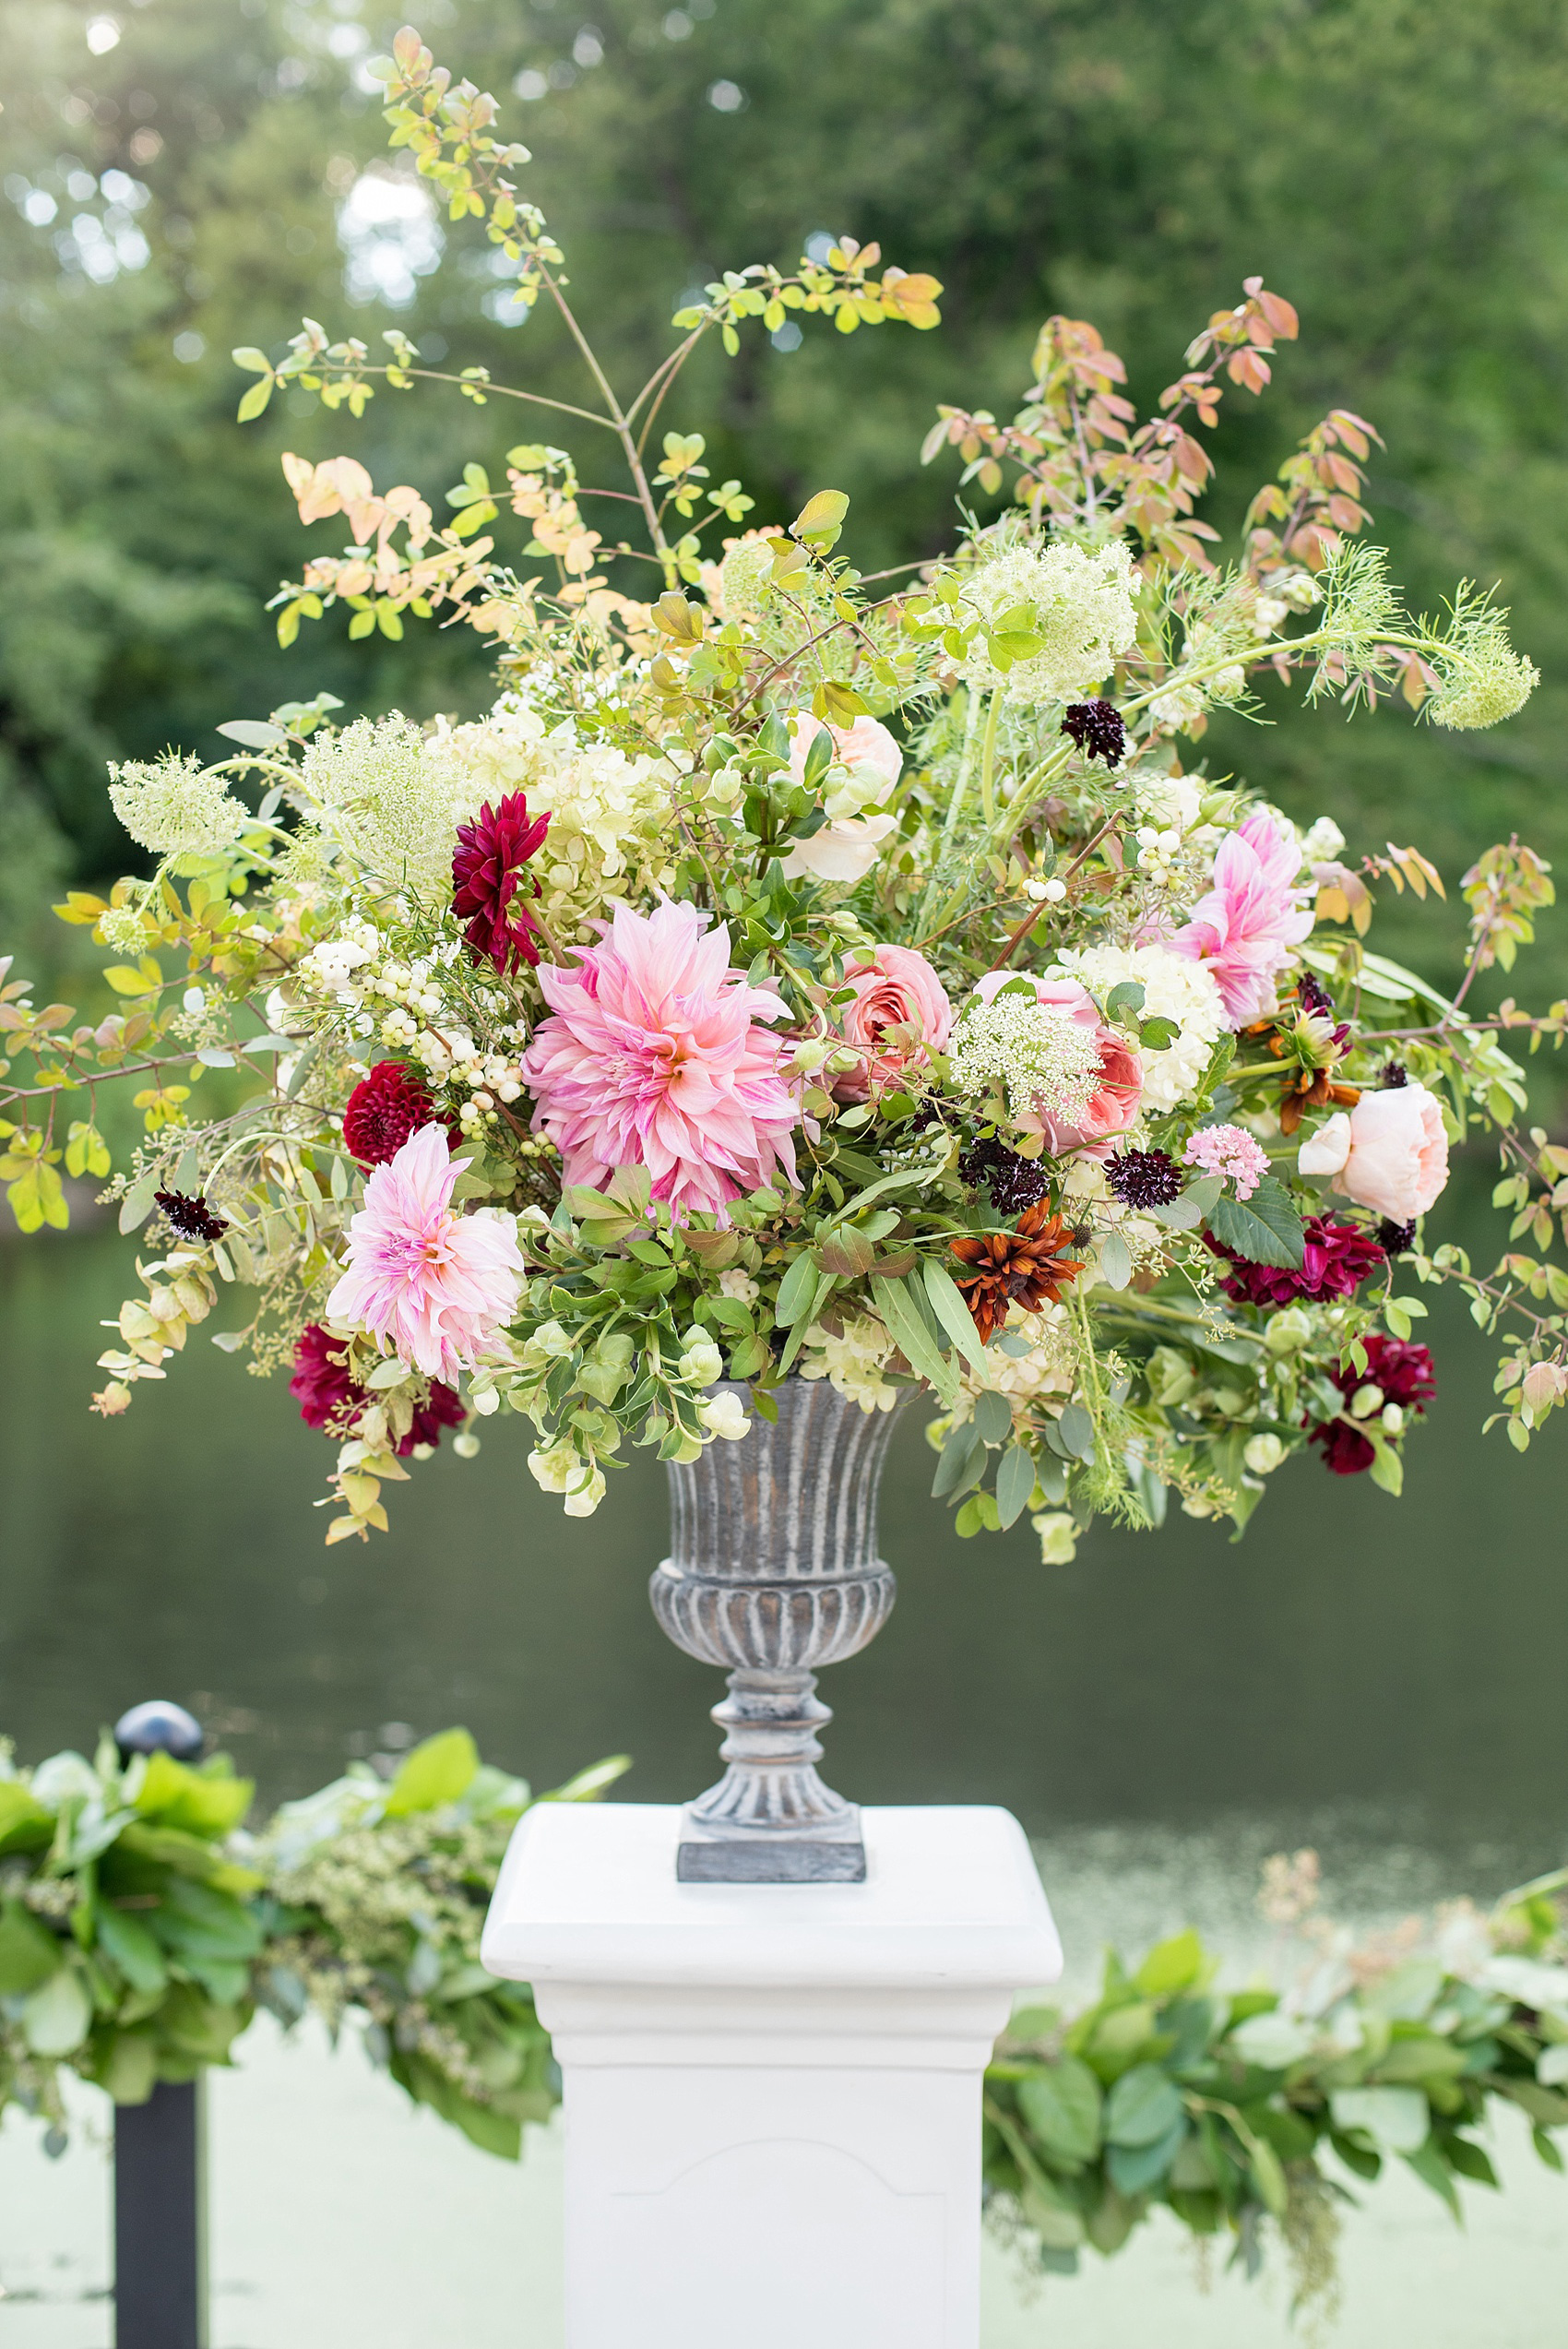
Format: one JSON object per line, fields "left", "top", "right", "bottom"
{"left": 1060, "top": 698, "right": 1127, "bottom": 767}
{"left": 1207, "top": 1214, "right": 1385, "bottom": 1308}
{"left": 452, "top": 792, "right": 551, "bottom": 976}
{"left": 155, "top": 1188, "right": 229, "bottom": 1244}
{"left": 1106, "top": 1148, "right": 1182, "bottom": 1208}
{"left": 1309, "top": 1334, "right": 1436, "bottom": 1475}
{"left": 289, "top": 1323, "right": 465, "bottom": 1457}
{"left": 343, "top": 1060, "right": 443, "bottom": 1168}
{"left": 957, "top": 1135, "right": 1051, "bottom": 1217}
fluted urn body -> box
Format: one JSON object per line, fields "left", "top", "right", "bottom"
{"left": 650, "top": 1377, "right": 909, "bottom": 1882}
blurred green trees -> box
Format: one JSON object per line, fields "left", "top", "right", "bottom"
{"left": 3, "top": 0, "right": 1565, "bottom": 979}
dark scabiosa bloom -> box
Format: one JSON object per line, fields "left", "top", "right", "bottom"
{"left": 1207, "top": 1214, "right": 1385, "bottom": 1308}
{"left": 1295, "top": 970, "right": 1336, "bottom": 1019}
{"left": 452, "top": 792, "right": 551, "bottom": 975}
{"left": 1377, "top": 1217, "right": 1418, "bottom": 1256}
{"left": 342, "top": 1060, "right": 445, "bottom": 1168}
{"left": 1382, "top": 1061, "right": 1409, "bottom": 1089}
{"left": 1309, "top": 1334, "right": 1436, "bottom": 1474}
{"left": 289, "top": 1323, "right": 466, "bottom": 1456}
{"left": 956, "top": 1135, "right": 1051, "bottom": 1217}
{"left": 155, "top": 1189, "right": 229, "bottom": 1244}
{"left": 1106, "top": 1148, "right": 1182, "bottom": 1209}
{"left": 1060, "top": 698, "right": 1127, "bottom": 768}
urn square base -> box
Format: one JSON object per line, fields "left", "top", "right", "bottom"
{"left": 481, "top": 1801, "right": 1063, "bottom": 2349}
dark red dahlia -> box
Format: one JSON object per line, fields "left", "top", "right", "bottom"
{"left": 343, "top": 1061, "right": 442, "bottom": 1167}
{"left": 289, "top": 1323, "right": 465, "bottom": 1456}
{"left": 155, "top": 1189, "right": 229, "bottom": 1244}
{"left": 452, "top": 792, "right": 551, "bottom": 976}
{"left": 1309, "top": 1334, "right": 1436, "bottom": 1474}
{"left": 1060, "top": 698, "right": 1127, "bottom": 767}
{"left": 1207, "top": 1214, "right": 1385, "bottom": 1308}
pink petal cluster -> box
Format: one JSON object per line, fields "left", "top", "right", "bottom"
{"left": 519, "top": 899, "right": 801, "bottom": 1222}
{"left": 326, "top": 1125, "right": 525, "bottom": 1381}
{"left": 831, "top": 944, "right": 953, "bottom": 1102}
{"left": 974, "top": 971, "right": 1142, "bottom": 1153}
{"left": 785, "top": 711, "right": 903, "bottom": 793}
{"left": 1183, "top": 1122, "right": 1271, "bottom": 1200}
{"left": 1171, "top": 810, "right": 1313, "bottom": 1023}
{"left": 1297, "top": 1081, "right": 1450, "bottom": 1220}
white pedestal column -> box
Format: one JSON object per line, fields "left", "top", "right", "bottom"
{"left": 481, "top": 1803, "right": 1062, "bottom": 2349}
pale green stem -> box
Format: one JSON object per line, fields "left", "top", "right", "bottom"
{"left": 978, "top": 692, "right": 1003, "bottom": 829}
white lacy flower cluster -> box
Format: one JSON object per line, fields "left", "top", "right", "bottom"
{"left": 959, "top": 539, "right": 1138, "bottom": 706}
{"left": 799, "top": 1312, "right": 902, "bottom": 1413}
{"left": 302, "top": 716, "right": 479, "bottom": 892}
{"left": 108, "top": 756, "right": 247, "bottom": 859}
{"left": 965, "top": 1304, "right": 1077, "bottom": 1417}
{"left": 949, "top": 992, "right": 1102, "bottom": 1127}
{"left": 1430, "top": 625, "right": 1539, "bottom": 731}
{"left": 296, "top": 918, "right": 528, "bottom": 1130}
{"left": 445, "top": 704, "right": 679, "bottom": 937}
{"left": 1050, "top": 943, "right": 1227, "bottom": 1112}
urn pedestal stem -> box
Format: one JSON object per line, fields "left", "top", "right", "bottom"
{"left": 648, "top": 1377, "right": 909, "bottom": 1883}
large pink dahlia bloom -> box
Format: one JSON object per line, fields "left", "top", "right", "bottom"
{"left": 326, "top": 1125, "right": 525, "bottom": 1379}
{"left": 1171, "top": 810, "right": 1313, "bottom": 1023}
{"left": 520, "top": 899, "right": 801, "bottom": 1221}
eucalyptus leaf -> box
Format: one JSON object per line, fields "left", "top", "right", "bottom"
{"left": 971, "top": 1389, "right": 1014, "bottom": 1447}
{"left": 995, "top": 1445, "right": 1036, "bottom": 1528}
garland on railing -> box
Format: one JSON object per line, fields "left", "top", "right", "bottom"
{"left": 3, "top": 1729, "right": 1563, "bottom": 2319}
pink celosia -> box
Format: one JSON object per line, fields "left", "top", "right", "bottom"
{"left": 832, "top": 944, "right": 953, "bottom": 1102}
{"left": 520, "top": 899, "right": 801, "bottom": 1222}
{"left": 1171, "top": 810, "right": 1313, "bottom": 1022}
{"left": 326, "top": 1125, "right": 525, "bottom": 1380}
{"left": 1184, "top": 1123, "right": 1271, "bottom": 1200}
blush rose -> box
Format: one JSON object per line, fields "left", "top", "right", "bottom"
{"left": 1297, "top": 1080, "right": 1450, "bottom": 1220}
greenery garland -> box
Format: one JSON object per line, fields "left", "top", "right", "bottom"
{"left": 4, "top": 1727, "right": 1564, "bottom": 2322}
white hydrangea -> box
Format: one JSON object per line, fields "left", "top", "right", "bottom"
{"left": 302, "top": 716, "right": 477, "bottom": 892}
{"left": 1149, "top": 683, "right": 1206, "bottom": 733}
{"left": 1050, "top": 942, "right": 1228, "bottom": 1111}
{"left": 960, "top": 1303, "right": 1076, "bottom": 1414}
{"left": 799, "top": 1313, "right": 902, "bottom": 1413}
{"left": 445, "top": 702, "right": 678, "bottom": 926}
{"left": 959, "top": 539, "right": 1138, "bottom": 706}
{"left": 108, "top": 756, "right": 246, "bottom": 859}
{"left": 949, "top": 990, "right": 1103, "bottom": 1127}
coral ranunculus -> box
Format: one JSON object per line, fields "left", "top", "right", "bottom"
{"left": 451, "top": 791, "right": 551, "bottom": 974}
{"left": 1296, "top": 1080, "right": 1451, "bottom": 1222}
{"left": 1171, "top": 809, "right": 1313, "bottom": 1022}
{"left": 519, "top": 899, "right": 802, "bottom": 1222}
{"left": 325, "top": 1125, "right": 525, "bottom": 1379}
{"left": 831, "top": 944, "right": 953, "bottom": 1101}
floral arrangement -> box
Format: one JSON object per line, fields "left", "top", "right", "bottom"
{"left": 2, "top": 26, "right": 1562, "bottom": 1551}
{"left": 5, "top": 1722, "right": 1566, "bottom": 2324}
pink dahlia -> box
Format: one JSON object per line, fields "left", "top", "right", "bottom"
{"left": 1171, "top": 810, "right": 1313, "bottom": 1023}
{"left": 325, "top": 1125, "right": 525, "bottom": 1379}
{"left": 519, "top": 899, "right": 800, "bottom": 1222}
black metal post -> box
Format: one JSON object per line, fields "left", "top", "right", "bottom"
{"left": 113, "top": 2078, "right": 207, "bottom": 2349}
{"left": 112, "top": 1700, "right": 208, "bottom": 2349}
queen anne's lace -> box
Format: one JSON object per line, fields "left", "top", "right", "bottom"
{"left": 949, "top": 991, "right": 1104, "bottom": 1127}
{"left": 108, "top": 756, "right": 246, "bottom": 858}
{"left": 960, "top": 540, "right": 1138, "bottom": 706}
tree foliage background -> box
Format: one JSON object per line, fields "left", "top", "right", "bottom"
{"left": 3, "top": 0, "right": 1564, "bottom": 984}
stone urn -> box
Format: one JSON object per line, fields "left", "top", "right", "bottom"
{"left": 649, "top": 1376, "right": 911, "bottom": 1883}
